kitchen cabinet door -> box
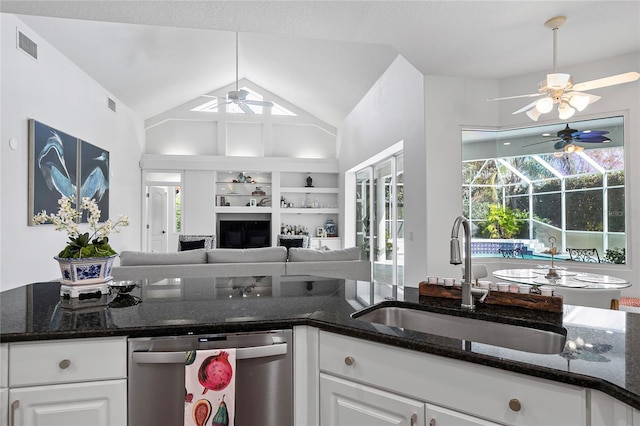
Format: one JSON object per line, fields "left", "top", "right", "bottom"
{"left": 320, "top": 373, "right": 424, "bottom": 426}
{"left": 426, "top": 403, "right": 501, "bottom": 426}
{"left": 590, "top": 390, "right": 634, "bottom": 426}
{"left": 1, "top": 343, "right": 7, "bottom": 426}
{"left": 9, "top": 379, "right": 126, "bottom": 426}
{"left": 1, "top": 388, "right": 7, "bottom": 426}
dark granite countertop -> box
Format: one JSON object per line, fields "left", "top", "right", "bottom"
{"left": 1, "top": 274, "right": 639, "bottom": 410}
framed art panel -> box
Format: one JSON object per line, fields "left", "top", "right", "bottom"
{"left": 79, "top": 140, "right": 109, "bottom": 222}
{"left": 28, "top": 119, "right": 79, "bottom": 225}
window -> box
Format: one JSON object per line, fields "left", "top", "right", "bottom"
{"left": 190, "top": 87, "right": 297, "bottom": 116}
{"left": 462, "top": 116, "right": 625, "bottom": 263}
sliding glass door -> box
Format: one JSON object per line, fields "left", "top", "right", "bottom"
{"left": 355, "top": 153, "right": 404, "bottom": 288}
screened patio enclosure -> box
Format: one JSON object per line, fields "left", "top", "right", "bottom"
{"left": 462, "top": 116, "right": 625, "bottom": 262}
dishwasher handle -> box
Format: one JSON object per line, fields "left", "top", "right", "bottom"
{"left": 132, "top": 342, "right": 287, "bottom": 364}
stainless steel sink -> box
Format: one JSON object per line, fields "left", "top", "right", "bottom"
{"left": 352, "top": 305, "right": 566, "bottom": 354}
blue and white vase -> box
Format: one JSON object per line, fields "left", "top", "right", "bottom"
{"left": 325, "top": 219, "right": 337, "bottom": 237}
{"left": 54, "top": 254, "right": 117, "bottom": 285}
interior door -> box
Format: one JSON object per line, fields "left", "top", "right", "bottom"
{"left": 149, "top": 186, "right": 168, "bottom": 252}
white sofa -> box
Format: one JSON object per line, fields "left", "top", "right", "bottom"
{"left": 112, "top": 246, "right": 371, "bottom": 281}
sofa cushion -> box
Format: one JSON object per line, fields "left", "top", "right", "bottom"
{"left": 288, "top": 247, "right": 361, "bottom": 262}
{"left": 119, "top": 249, "right": 207, "bottom": 266}
{"left": 207, "top": 247, "right": 288, "bottom": 263}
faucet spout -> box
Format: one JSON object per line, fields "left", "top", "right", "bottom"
{"left": 450, "top": 216, "right": 480, "bottom": 310}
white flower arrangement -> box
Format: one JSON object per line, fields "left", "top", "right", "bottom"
{"left": 33, "top": 196, "right": 129, "bottom": 258}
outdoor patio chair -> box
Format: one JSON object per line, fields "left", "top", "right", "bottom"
{"left": 567, "top": 248, "right": 601, "bottom": 263}
{"left": 498, "top": 248, "right": 525, "bottom": 259}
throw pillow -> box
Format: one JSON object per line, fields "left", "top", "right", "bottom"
{"left": 179, "top": 239, "right": 206, "bottom": 251}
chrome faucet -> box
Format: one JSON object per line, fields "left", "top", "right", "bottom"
{"left": 450, "top": 216, "right": 489, "bottom": 310}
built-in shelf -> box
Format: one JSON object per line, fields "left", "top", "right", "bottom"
{"left": 215, "top": 206, "right": 273, "bottom": 214}
{"left": 280, "top": 187, "right": 339, "bottom": 194}
{"left": 281, "top": 208, "right": 339, "bottom": 214}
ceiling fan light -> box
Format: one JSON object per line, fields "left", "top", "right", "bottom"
{"left": 569, "top": 94, "right": 590, "bottom": 111}
{"left": 558, "top": 103, "right": 575, "bottom": 120}
{"left": 565, "top": 144, "right": 576, "bottom": 154}
{"left": 547, "top": 73, "right": 571, "bottom": 89}
{"left": 574, "top": 145, "right": 585, "bottom": 153}
{"left": 536, "top": 97, "right": 554, "bottom": 114}
{"left": 553, "top": 151, "right": 564, "bottom": 158}
{"left": 526, "top": 108, "right": 541, "bottom": 121}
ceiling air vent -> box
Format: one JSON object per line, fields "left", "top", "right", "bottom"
{"left": 17, "top": 30, "right": 38, "bottom": 60}
{"left": 107, "top": 97, "right": 117, "bottom": 112}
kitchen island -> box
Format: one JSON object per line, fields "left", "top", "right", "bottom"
{"left": 1, "top": 274, "right": 639, "bottom": 425}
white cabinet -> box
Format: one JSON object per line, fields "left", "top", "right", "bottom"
{"left": 9, "top": 380, "right": 126, "bottom": 426}
{"left": 426, "top": 403, "right": 502, "bottom": 426}
{"left": 317, "top": 330, "right": 587, "bottom": 426}
{"left": 7, "top": 337, "right": 127, "bottom": 426}
{"left": 320, "top": 373, "right": 424, "bottom": 426}
{"left": 0, "top": 389, "right": 7, "bottom": 426}
{"left": 590, "top": 390, "right": 635, "bottom": 426}
{"left": 310, "top": 237, "right": 343, "bottom": 250}
{"left": 1, "top": 343, "right": 7, "bottom": 426}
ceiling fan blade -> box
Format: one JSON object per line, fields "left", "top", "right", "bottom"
{"left": 522, "top": 138, "right": 560, "bottom": 148}
{"left": 554, "top": 140, "right": 571, "bottom": 150}
{"left": 239, "top": 102, "right": 254, "bottom": 114}
{"left": 571, "top": 72, "right": 640, "bottom": 92}
{"left": 574, "top": 135, "right": 611, "bottom": 143}
{"left": 512, "top": 101, "right": 538, "bottom": 115}
{"left": 572, "top": 129, "right": 609, "bottom": 138}
{"left": 488, "top": 93, "right": 542, "bottom": 102}
{"left": 243, "top": 100, "right": 274, "bottom": 107}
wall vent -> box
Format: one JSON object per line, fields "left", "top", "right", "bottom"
{"left": 107, "top": 97, "right": 117, "bottom": 112}
{"left": 17, "top": 30, "right": 38, "bottom": 60}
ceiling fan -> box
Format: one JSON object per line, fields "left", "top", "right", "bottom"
{"left": 489, "top": 16, "right": 640, "bottom": 121}
{"left": 201, "top": 32, "right": 274, "bottom": 114}
{"left": 523, "top": 123, "right": 610, "bottom": 155}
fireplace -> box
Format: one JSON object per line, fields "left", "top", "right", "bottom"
{"left": 219, "top": 220, "right": 271, "bottom": 248}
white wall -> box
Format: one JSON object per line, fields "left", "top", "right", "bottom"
{"left": 0, "top": 14, "right": 144, "bottom": 291}
{"left": 338, "top": 56, "right": 426, "bottom": 287}
{"left": 424, "top": 77, "right": 500, "bottom": 282}
{"left": 146, "top": 120, "right": 218, "bottom": 155}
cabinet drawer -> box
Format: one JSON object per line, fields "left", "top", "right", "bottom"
{"left": 320, "top": 331, "right": 586, "bottom": 426}
{"left": 9, "top": 337, "right": 126, "bottom": 387}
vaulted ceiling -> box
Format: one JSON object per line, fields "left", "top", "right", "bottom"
{"left": 2, "top": 1, "right": 639, "bottom": 128}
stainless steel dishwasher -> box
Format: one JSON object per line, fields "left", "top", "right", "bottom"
{"left": 128, "top": 329, "right": 292, "bottom": 426}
